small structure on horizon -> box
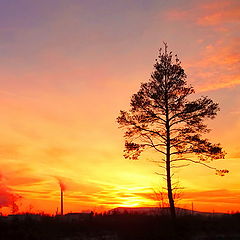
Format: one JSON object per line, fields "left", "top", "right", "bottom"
{"left": 61, "top": 188, "right": 64, "bottom": 216}
{"left": 55, "top": 177, "right": 66, "bottom": 216}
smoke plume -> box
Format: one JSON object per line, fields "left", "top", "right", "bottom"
{"left": 0, "top": 173, "right": 21, "bottom": 213}
{"left": 55, "top": 177, "right": 67, "bottom": 192}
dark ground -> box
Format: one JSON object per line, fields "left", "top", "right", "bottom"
{"left": 0, "top": 212, "right": 240, "bottom": 240}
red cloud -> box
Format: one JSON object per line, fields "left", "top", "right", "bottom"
{"left": 0, "top": 173, "right": 22, "bottom": 213}
{"left": 165, "top": 0, "right": 240, "bottom": 28}
{"left": 197, "top": 9, "right": 240, "bottom": 26}
{"left": 185, "top": 39, "right": 240, "bottom": 91}
{"left": 197, "top": 0, "right": 240, "bottom": 26}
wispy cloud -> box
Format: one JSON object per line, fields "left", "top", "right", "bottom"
{"left": 196, "top": 0, "right": 240, "bottom": 27}
{"left": 186, "top": 39, "right": 240, "bottom": 91}
{"left": 184, "top": 189, "right": 240, "bottom": 205}
{"left": 165, "top": 0, "right": 240, "bottom": 28}
{"left": 165, "top": 0, "right": 240, "bottom": 91}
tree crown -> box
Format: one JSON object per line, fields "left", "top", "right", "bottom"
{"left": 117, "top": 43, "right": 227, "bottom": 176}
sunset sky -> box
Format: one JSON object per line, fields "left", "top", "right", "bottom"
{"left": 0, "top": 0, "right": 239, "bottom": 215}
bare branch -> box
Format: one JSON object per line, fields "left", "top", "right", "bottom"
{"left": 171, "top": 158, "right": 216, "bottom": 170}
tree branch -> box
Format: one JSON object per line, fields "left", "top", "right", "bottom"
{"left": 171, "top": 158, "right": 216, "bottom": 170}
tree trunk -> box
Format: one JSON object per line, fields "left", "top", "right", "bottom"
{"left": 165, "top": 93, "right": 176, "bottom": 220}
{"left": 166, "top": 151, "right": 176, "bottom": 219}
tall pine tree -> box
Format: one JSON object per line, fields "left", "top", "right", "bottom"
{"left": 117, "top": 43, "right": 228, "bottom": 219}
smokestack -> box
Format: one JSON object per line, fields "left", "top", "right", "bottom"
{"left": 61, "top": 188, "right": 64, "bottom": 216}
{"left": 55, "top": 177, "right": 66, "bottom": 216}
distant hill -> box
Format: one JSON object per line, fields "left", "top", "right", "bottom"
{"left": 109, "top": 207, "right": 224, "bottom": 216}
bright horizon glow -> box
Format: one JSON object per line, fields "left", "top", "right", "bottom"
{"left": 0, "top": 0, "right": 239, "bottom": 215}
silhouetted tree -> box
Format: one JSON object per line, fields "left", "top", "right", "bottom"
{"left": 117, "top": 43, "right": 228, "bottom": 220}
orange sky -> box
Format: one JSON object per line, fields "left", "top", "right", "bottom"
{"left": 0, "top": 0, "right": 239, "bottom": 215}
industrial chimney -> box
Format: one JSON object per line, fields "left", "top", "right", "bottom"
{"left": 56, "top": 177, "right": 66, "bottom": 216}
{"left": 61, "top": 188, "right": 64, "bottom": 216}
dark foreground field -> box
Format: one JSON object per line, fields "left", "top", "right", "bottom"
{"left": 0, "top": 212, "right": 240, "bottom": 240}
